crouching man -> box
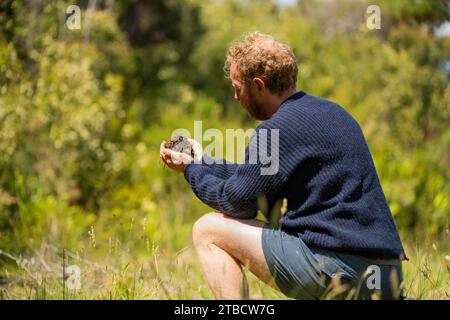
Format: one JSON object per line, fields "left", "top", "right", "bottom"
{"left": 160, "top": 32, "right": 407, "bottom": 300}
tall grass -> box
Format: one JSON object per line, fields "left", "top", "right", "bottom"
{"left": 0, "top": 227, "right": 448, "bottom": 300}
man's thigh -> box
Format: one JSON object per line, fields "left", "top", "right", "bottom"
{"left": 194, "top": 212, "right": 278, "bottom": 290}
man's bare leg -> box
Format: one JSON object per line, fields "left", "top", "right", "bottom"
{"left": 192, "top": 212, "right": 279, "bottom": 299}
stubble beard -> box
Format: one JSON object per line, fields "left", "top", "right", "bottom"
{"left": 246, "top": 90, "right": 268, "bottom": 121}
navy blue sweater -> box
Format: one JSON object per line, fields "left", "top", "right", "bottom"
{"left": 184, "top": 91, "right": 406, "bottom": 260}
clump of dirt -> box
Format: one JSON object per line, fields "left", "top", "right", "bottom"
{"left": 164, "top": 136, "right": 194, "bottom": 157}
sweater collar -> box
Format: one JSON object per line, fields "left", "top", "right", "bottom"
{"left": 281, "top": 90, "right": 306, "bottom": 106}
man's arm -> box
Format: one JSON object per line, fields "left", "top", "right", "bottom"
{"left": 200, "top": 154, "right": 239, "bottom": 180}
{"left": 162, "top": 122, "right": 300, "bottom": 219}
{"left": 183, "top": 127, "right": 290, "bottom": 219}
{"left": 184, "top": 160, "right": 287, "bottom": 219}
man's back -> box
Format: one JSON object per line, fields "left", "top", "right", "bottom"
{"left": 261, "top": 91, "right": 406, "bottom": 260}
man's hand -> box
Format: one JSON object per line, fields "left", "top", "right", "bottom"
{"left": 160, "top": 138, "right": 202, "bottom": 173}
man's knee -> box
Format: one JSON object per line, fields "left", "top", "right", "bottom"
{"left": 192, "top": 212, "right": 226, "bottom": 247}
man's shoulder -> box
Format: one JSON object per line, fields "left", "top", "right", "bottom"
{"left": 285, "top": 92, "right": 347, "bottom": 114}
{"left": 257, "top": 92, "right": 364, "bottom": 150}
{"left": 263, "top": 92, "right": 350, "bottom": 127}
{"left": 287, "top": 92, "right": 361, "bottom": 127}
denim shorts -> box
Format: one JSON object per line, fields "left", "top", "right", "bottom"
{"left": 261, "top": 224, "right": 403, "bottom": 300}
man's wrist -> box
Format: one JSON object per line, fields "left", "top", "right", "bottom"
{"left": 183, "top": 161, "right": 196, "bottom": 174}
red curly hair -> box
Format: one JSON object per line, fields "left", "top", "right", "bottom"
{"left": 224, "top": 32, "right": 298, "bottom": 95}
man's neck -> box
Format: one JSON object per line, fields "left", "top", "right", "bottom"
{"left": 266, "top": 89, "right": 297, "bottom": 118}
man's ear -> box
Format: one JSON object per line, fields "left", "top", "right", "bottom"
{"left": 252, "top": 77, "right": 266, "bottom": 93}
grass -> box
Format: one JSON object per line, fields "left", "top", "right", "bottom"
{"left": 0, "top": 242, "right": 284, "bottom": 300}
{"left": 401, "top": 241, "right": 450, "bottom": 300}
{"left": 0, "top": 231, "right": 448, "bottom": 300}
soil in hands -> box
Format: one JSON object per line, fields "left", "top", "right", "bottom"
{"left": 164, "top": 136, "right": 194, "bottom": 157}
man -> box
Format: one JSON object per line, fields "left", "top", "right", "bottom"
{"left": 160, "top": 32, "right": 407, "bottom": 300}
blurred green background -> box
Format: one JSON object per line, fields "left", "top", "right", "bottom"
{"left": 0, "top": 0, "right": 449, "bottom": 299}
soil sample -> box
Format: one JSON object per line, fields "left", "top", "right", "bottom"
{"left": 164, "top": 136, "right": 194, "bottom": 158}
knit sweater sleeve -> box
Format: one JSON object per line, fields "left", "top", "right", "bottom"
{"left": 200, "top": 154, "right": 239, "bottom": 180}
{"left": 183, "top": 125, "right": 289, "bottom": 219}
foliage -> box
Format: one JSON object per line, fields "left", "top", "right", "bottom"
{"left": 0, "top": 0, "right": 448, "bottom": 299}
